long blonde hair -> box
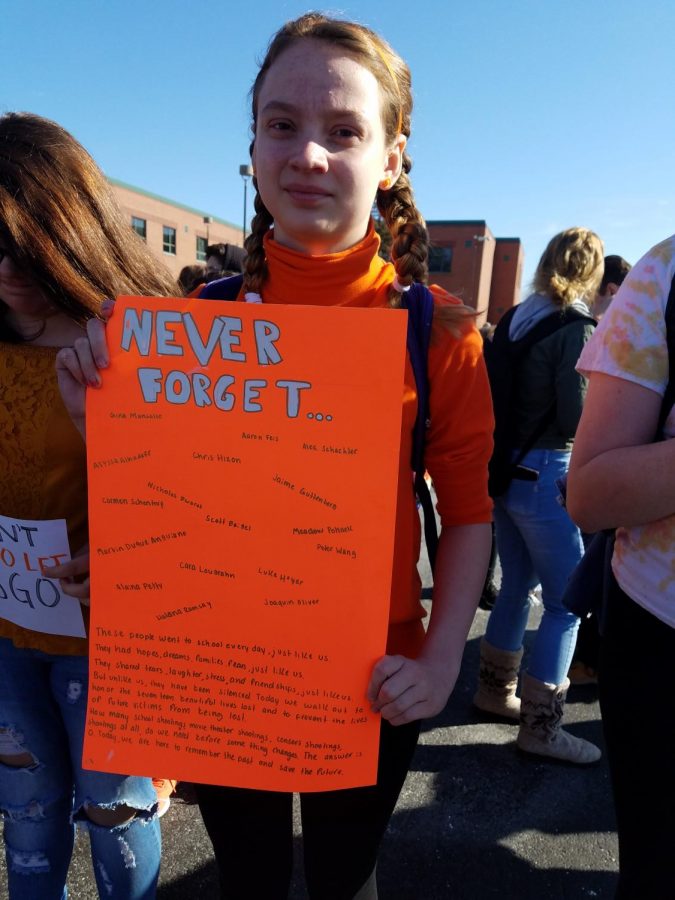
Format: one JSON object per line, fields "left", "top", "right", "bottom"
{"left": 533, "top": 227, "right": 604, "bottom": 306}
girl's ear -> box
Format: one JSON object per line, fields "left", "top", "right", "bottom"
{"left": 380, "top": 134, "right": 406, "bottom": 191}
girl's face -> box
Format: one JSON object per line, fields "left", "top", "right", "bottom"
{"left": 0, "top": 248, "right": 49, "bottom": 317}
{"left": 253, "top": 39, "right": 404, "bottom": 256}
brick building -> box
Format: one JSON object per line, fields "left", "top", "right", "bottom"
{"left": 107, "top": 182, "right": 523, "bottom": 320}
{"left": 109, "top": 179, "right": 243, "bottom": 280}
{"left": 488, "top": 237, "right": 523, "bottom": 323}
{"left": 427, "top": 220, "right": 523, "bottom": 325}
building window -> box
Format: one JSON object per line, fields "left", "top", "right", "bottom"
{"left": 163, "top": 226, "right": 176, "bottom": 255}
{"left": 503, "top": 254, "right": 511, "bottom": 262}
{"left": 196, "top": 236, "right": 207, "bottom": 261}
{"left": 464, "top": 239, "right": 473, "bottom": 249}
{"left": 428, "top": 245, "right": 453, "bottom": 273}
{"left": 131, "top": 216, "right": 146, "bottom": 240}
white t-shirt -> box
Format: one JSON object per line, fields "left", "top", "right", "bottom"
{"left": 577, "top": 234, "right": 675, "bottom": 623}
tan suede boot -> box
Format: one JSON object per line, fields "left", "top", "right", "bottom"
{"left": 517, "top": 671, "right": 601, "bottom": 764}
{"left": 473, "top": 638, "right": 522, "bottom": 721}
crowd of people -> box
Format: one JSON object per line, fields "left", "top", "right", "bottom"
{"left": 0, "top": 10, "right": 672, "bottom": 900}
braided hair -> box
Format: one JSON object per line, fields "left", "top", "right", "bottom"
{"left": 244, "top": 13, "right": 474, "bottom": 331}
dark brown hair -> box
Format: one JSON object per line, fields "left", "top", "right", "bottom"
{"left": 599, "top": 255, "right": 631, "bottom": 293}
{"left": 205, "top": 243, "right": 246, "bottom": 274}
{"left": 0, "top": 112, "right": 179, "bottom": 341}
{"left": 178, "top": 263, "right": 207, "bottom": 296}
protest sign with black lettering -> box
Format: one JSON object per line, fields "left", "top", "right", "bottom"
{"left": 0, "top": 512, "right": 83, "bottom": 637}
{"left": 85, "top": 296, "right": 407, "bottom": 791}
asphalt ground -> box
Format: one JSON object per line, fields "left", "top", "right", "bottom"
{"left": 1, "top": 543, "right": 618, "bottom": 899}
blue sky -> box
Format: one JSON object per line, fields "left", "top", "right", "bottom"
{"left": 2, "top": 0, "right": 674, "bottom": 289}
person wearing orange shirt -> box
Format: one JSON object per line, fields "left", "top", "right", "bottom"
{"left": 56, "top": 14, "right": 493, "bottom": 899}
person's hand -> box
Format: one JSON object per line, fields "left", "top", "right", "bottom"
{"left": 366, "top": 653, "right": 459, "bottom": 726}
{"left": 43, "top": 544, "right": 91, "bottom": 606}
{"left": 56, "top": 300, "right": 114, "bottom": 438}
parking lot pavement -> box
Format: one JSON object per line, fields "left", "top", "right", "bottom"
{"left": 0, "top": 600, "right": 618, "bottom": 899}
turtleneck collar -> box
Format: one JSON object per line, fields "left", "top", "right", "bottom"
{"left": 260, "top": 220, "right": 394, "bottom": 307}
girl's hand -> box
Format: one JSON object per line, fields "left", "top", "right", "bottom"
{"left": 43, "top": 544, "right": 91, "bottom": 606}
{"left": 56, "top": 300, "right": 114, "bottom": 438}
{"left": 367, "top": 653, "right": 459, "bottom": 726}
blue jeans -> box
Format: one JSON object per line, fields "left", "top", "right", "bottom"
{"left": 485, "top": 449, "right": 583, "bottom": 685}
{"left": 0, "top": 639, "right": 160, "bottom": 899}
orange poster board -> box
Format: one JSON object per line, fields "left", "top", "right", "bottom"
{"left": 84, "top": 296, "right": 407, "bottom": 791}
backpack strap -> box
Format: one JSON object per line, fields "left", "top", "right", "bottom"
{"left": 198, "top": 273, "right": 244, "bottom": 301}
{"left": 491, "top": 305, "right": 594, "bottom": 362}
{"left": 502, "top": 307, "right": 596, "bottom": 469}
{"left": 401, "top": 284, "right": 438, "bottom": 571}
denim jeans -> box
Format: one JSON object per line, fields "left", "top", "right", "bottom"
{"left": 0, "top": 639, "right": 160, "bottom": 899}
{"left": 485, "top": 448, "right": 583, "bottom": 685}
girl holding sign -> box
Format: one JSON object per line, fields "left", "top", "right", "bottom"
{"left": 57, "top": 14, "right": 494, "bottom": 899}
{"left": 0, "top": 113, "right": 177, "bottom": 899}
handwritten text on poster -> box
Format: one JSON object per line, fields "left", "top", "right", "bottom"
{"left": 85, "top": 297, "right": 407, "bottom": 791}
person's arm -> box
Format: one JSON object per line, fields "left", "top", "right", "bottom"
{"left": 43, "top": 544, "right": 91, "bottom": 604}
{"left": 47, "top": 305, "right": 113, "bottom": 597}
{"left": 366, "top": 311, "right": 494, "bottom": 725}
{"left": 567, "top": 371, "right": 675, "bottom": 531}
{"left": 55, "top": 301, "right": 113, "bottom": 439}
{"left": 367, "top": 522, "right": 491, "bottom": 725}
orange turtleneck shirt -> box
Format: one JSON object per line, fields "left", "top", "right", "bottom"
{"left": 209, "top": 224, "right": 494, "bottom": 658}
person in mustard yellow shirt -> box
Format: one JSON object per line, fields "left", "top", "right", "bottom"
{"left": 0, "top": 112, "right": 178, "bottom": 899}
{"left": 56, "top": 14, "right": 494, "bottom": 899}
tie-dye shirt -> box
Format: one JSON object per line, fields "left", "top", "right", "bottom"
{"left": 577, "top": 234, "right": 675, "bottom": 622}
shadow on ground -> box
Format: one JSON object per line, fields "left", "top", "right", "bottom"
{"left": 1, "top": 612, "right": 617, "bottom": 899}
{"left": 154, "top": 621, "right": 617, "bottom": 899}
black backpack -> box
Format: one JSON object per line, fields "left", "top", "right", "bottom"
{"left": 485, "top": 304, "right": 595, "bottom": 498}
